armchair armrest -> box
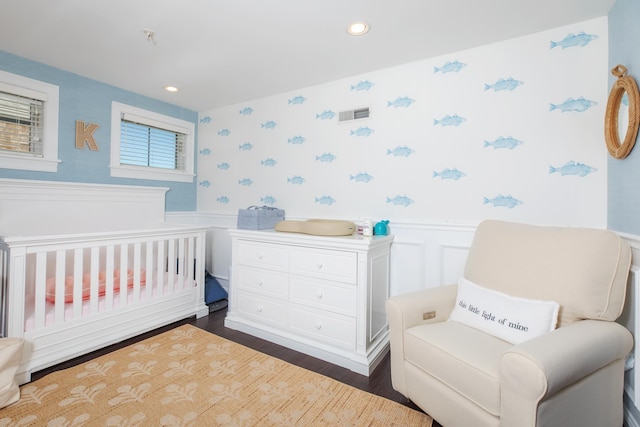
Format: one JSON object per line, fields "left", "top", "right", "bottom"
{"left": 386, "top": 284, "right": 458, "bottom": 330}
{"left": 385, "top": 284, "right": 457, "bottom": 395}
{"left": 500, "top": 320, "right": 633, "bottom": 426}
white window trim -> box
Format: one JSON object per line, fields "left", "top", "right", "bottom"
{"left": 110, "top": 101, "right": 195, "bottom": 183}
{"left": 0, "top": 70, "right": 60, "bottom": 172}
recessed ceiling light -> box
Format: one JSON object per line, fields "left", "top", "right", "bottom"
{"left": 347, "top": 21, "right": 369, "bottom": 36}
{"left": 163, "top": 85, "right": 179, "bottom": 93}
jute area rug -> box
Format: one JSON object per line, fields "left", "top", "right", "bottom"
{"left": 1, "top": 324, "right": 432, "bottom": 426}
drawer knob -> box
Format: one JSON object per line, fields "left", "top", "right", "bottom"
{"left": 315, "top": 322, "right": 323, "bottom": 330}
{"left": 317, "top": 261, "right": 324, "bottom": 269}
{"left": 316, "top": 291, "right": 324, "bottom": 299}
{"left": 258, "top": 253, "right": 264, "bottom": 260}
{"left": 257, "top": 306, "right": 263, "bottom": 313}
{"left": 258, "top": 279, "right": 264, "bottom": 286}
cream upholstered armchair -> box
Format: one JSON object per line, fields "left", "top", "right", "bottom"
{"left": 386, "top": 220, "right": 633, "bottom": 427}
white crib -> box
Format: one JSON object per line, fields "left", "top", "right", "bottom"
{"left": 0, "top": 179, "right": 209, "bottom": 384}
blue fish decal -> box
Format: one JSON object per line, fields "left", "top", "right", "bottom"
{"left": 550, "top": 32, "right": 598, "bottom": 49}
{"left": 261, "top": 196, "right": 277, "bottom": 205}
{"left": 261, "top": 120, "right": 278, "bottom": 129}
{"left": 287, "top": 176, "right": 306, "bottom": 185}
{"left": 623, "top": 93, "right": 629, "bottom": 107}
{"left": 316, "top": 153, "right": 336, "bottom": 162}
{"left": 433, "top": 114, "right": 466, "bottom": 127}
{"left": 261, "top": 158, "right": 277, "bottom": 167}
{"left": 238, "top": 178, "right": 253, "bottom": 186}
{"left": 484, "top": 136, "right": 523, "bottom": 150}
{"left": 288, "top": 135, "right": 306, "bottom": 145}
{"left": 433, "top": 168, "right": 466, "bottom": 180}
{"left": 484, "top": 77, "right": 523, "bottom": 92}
{"left": 315, "top": 195, "right": 336, "bottom": 206}
{"left": 239, "top": 143, "right": 253, "bottom": 151}
{"left": 387, "top": 146, "right": 415, "bottom": 157}
{"left": 549, "top": 161, "right": 597, "bottom": 177}
{"left": 199, "top": 180, "right": 211, "bottom": 188}
{"left": 483, "top": 194, "right": 522, "bottom": 209}
{"left": 350, "top": 172, "right": 374, "bottom": 183}
{"left": 350, "top": 80, "right": 375, "bottom": 91}
{"left": 288, "top": 95, "right": 306, "bottom": 105}
{"left": 217, "top": 162, "right": 230, "bottom": 170}
{"left": 386, "top": 195, "right": 414, "bottom": 207}
{"left": 316, "top": 110, "right": 336, "bottom": 120}
{"left": 434, "top": 60, "right": 467, "bottom": 74}
{"left": 239, "top": 107, "right": 254, "bottom": 115}
{"left": 350, "top": 126, "right": 375, "bottom": 137}
{"left": 199, "top": 148, "right": 212, "bottom": 155}
{"left": 549, "top": 97, "right": 597, "bottom": 113}
{"left": 200, "top": 116, "right": 212, "bottom": 124}
{"left": 387, "top": 96, "right": 415, "bottom": 108}
{"left": 218, "top": 129, "right": 231, "bottom": 137}
{"left": 217, "top": 196, "right": 230, "bottom": 204}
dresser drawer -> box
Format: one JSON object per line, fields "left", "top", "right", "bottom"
{"left": 238, "top": 293, "right": 287, "bottom": 327}
{"left": 290, "top": 277, "right": 356, "bottom": 316}
{"left": 290, "top": 306, "right": 356, "bottom": 349}
{"left": 236, "top": 267, "right": 288, "bottom": 298}
{"left": 237, "top": 242, "right": 288, "bottom": 270}
{"left": 290, "top": 248, "right": 357, "bottom": 283}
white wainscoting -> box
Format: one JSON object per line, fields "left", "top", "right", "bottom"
{"left": 619, "top": 233, "right": 640, "bottom": 426}
{"left": 166, "top": 213, "right": 477, "bottom": 297}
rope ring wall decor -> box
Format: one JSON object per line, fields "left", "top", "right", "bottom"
{"left": 605, "top": 64, "right": 640, "bottom": 159}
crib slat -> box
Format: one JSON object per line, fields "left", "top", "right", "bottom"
{"left": 145, "top": 241, "right": 153, "bottom": 301}
{"left": 187, "top": 236, "right": 195, "bottom": 290}
{"left": 178, "top": 237, "right": 186, "bottom": 291}
{"left": 33, "top": 251, "right": 47, "bottom": 330}
{"left": 54, "top": 250, "right": 66, "bottom": 324}
{"left": 156, "top": 239, "right": 165, "bottom": 297}
{"left": 132, "top": 242, "right": 141, "bottom": 303}
{"left": 119, "top": 243, "right": 129, "bottom": 307}
{"left": 89, "top": 246, "right": 100, "bottom": 314}
{"left": 105, "top": 245, "right": 115, "bottom": 310}
{"left": 168, "top": 239, "right": 175, "bottom": 293}
{"left": 72, "top": 248, "right": 83, "bottom": 319}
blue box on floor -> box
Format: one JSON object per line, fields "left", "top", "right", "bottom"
{"left": 205, "top": 272, "right": 228, "bottom": 305}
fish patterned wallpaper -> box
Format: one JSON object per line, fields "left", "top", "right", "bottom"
{"left": 197, "top": 17, "right": 608, "bottom": 228}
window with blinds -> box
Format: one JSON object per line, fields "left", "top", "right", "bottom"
{"left": 110, "top": 102, "right": 195, "bottom": 183}
{"left": 120, "top": 118, "right": 186, "bottom": 171}
{"left": 0, "top": 90, "right": 44, "bottom": 156}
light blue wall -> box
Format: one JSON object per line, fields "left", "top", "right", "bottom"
{"left": 608, "top": 0, "right": 640, "bottom": 234}
{"left": 0, "top": 51, "right": 198, "bottom": 211}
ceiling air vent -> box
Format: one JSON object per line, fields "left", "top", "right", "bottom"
{"left": 339, "top": 107, "right": 370, "bottom": 122}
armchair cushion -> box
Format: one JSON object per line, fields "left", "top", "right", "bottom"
{"left": 405, "top": 321, "right": 510, "bottom": 416}
{"left": 449, "top": 278, "right": 559, "bottom": 344}
{"left": 464, "top": 220, "right": 631, "bottom": 326}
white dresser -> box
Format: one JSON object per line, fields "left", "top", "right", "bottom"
{"left": 225, "top": 229, "right": 393, "bottom": 376}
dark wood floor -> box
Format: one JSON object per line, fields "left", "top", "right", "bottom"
{"left": 32, "top": 306, "right": 441, "bottom": 426}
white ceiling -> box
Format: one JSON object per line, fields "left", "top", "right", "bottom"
{"left": 0, "top": 0, "right": 615, "bottom": 112}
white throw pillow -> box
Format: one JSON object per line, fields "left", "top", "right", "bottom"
{"left": 449, "top": 278, "right": 560, "bottom": 344}
{"left": 0, "top": 337, "right": 24, "bottom": 409}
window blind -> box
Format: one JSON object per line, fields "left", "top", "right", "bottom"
{"left": 120, "top": 117, "right": 186, "bottom": 171}
{"left": 0, "top": 91, "right": 44, "bottom": 156}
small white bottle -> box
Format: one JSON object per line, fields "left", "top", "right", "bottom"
{"left": 362, "top": 219, "right": 373, "bottom": 237}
